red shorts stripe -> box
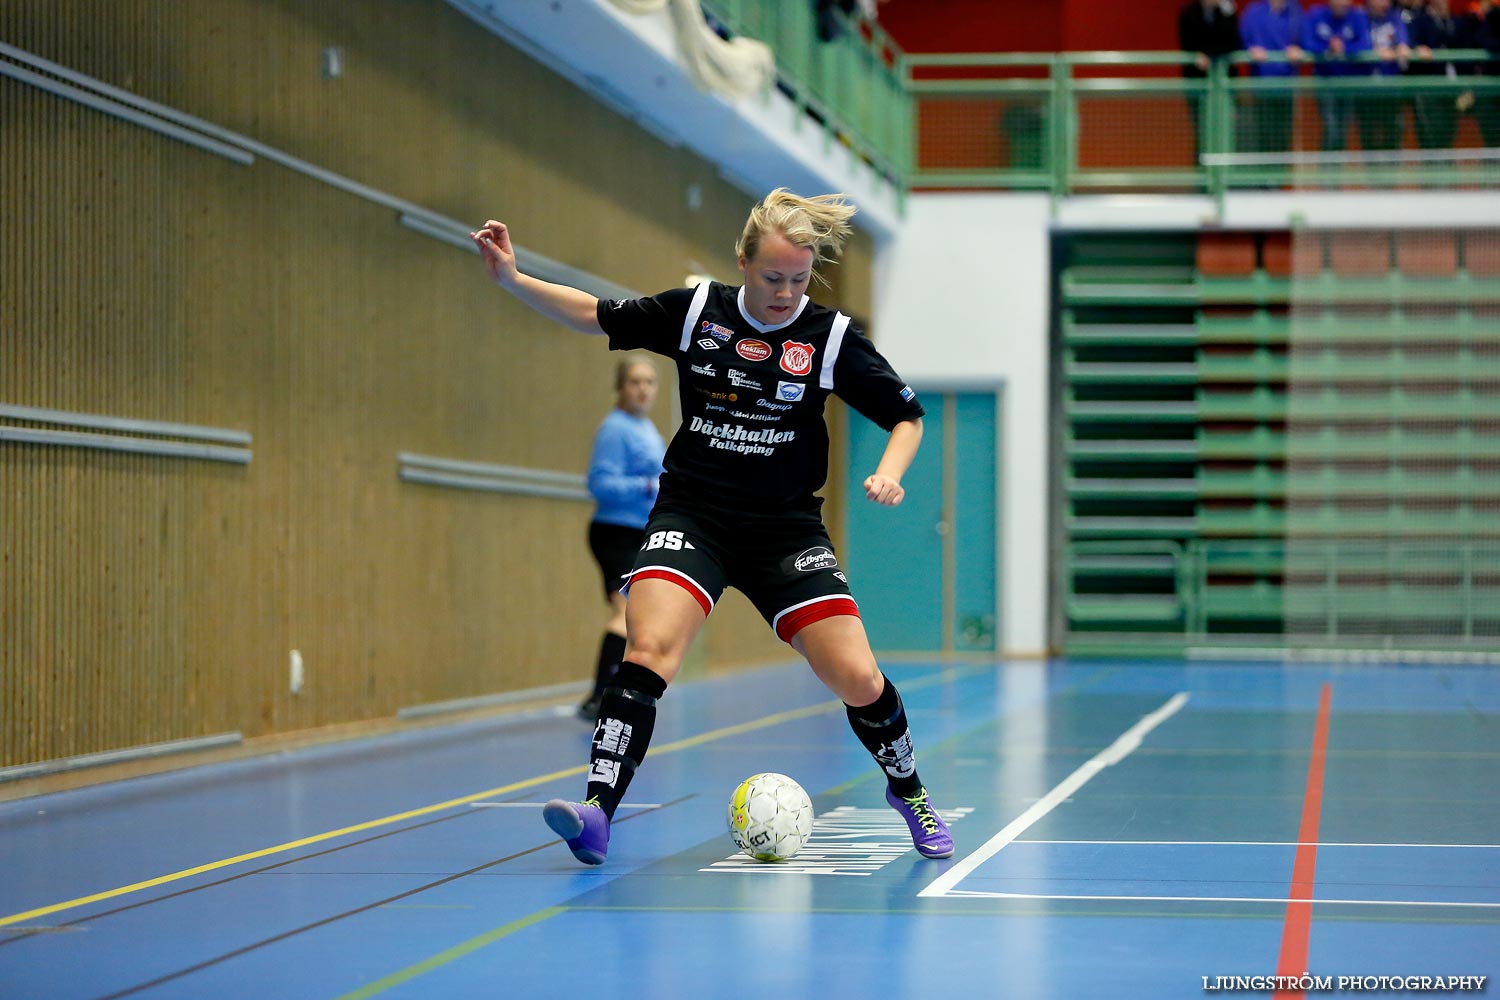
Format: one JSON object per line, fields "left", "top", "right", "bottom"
{"left": 627, "top": 568, "right": 713, "bottom": 617}
{"left": 774, "top": 596, "right": 860, "bottom": 644}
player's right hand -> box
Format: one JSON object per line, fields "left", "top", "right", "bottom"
{"left": 470, "top": 220, "right": 519, "bottom": 287}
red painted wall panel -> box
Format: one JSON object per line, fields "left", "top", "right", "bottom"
{"left": 878, "top": 0, "right": 1190, "bottom": 54}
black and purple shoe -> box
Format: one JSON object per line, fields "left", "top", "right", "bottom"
{"left": 885, "top": 786, "right": 954, "bottom": 859}
{"left": 543, "top": 798, "right": 610, "bottom": 865}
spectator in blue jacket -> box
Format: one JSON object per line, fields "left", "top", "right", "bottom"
{"left": 1408, "top": 0, "right": 1467, "bottom": 148}
{"left": 1304, "top": 0, "right": 1373, "bottom": 150}
{"left": 1359, "top": 0, "right": 1412, "bottom": 149}
{"left": 1240, "top": 0, "right": 1307, "bottom": 157}
{"left": 579, "top": 356, "right": 666, "bottom": 720}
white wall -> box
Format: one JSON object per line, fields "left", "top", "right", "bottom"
{"left": 872, "top": 192, "right": 1053, "bottom": 656}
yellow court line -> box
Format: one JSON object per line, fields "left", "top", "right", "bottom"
{"left": 0, "top": 685, "right": 891, "bottom": 929}
{"left": 332, "top": 907, "right": 566, "bottom": 1000}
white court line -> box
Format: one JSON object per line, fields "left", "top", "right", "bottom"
{"left": 1015, "top": 840, "right": 1500, "bottom": 849}
{"left": 944, "top": 889, "right": 1500, "bottom": 908}
{"left": 918, "top": 692, "right": 1190, "bottom": 899}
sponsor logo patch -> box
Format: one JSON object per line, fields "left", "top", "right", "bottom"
{"left": 756, "top": 399, "right": 793, "bottom": 411}
{"left": 899, "top": 385, "right": 916, "bottom": 402}
{"left": 690, "top": 363, "right": 717, "bottom": 377}
{"left": 688, "top": 416, "right": 795, "bottom": 456}
{"left": 792, "top": 546, "right": 839, "bottom": 572}
{"left": 697, "top": 338, "right": 721, "bottom": 351}
{"left": 780, "top": 340, "right": 815, "bottom": 376}
{"left": 728, "top": 369, "right": 762, "bottom": 390}
{"left": 776, "top": 381, "right": 805, "bottom": 402}
{"left": 701, "top": 320, "right": 734, "bottom": 342}
{"left": 735, "top": 338, "right": 772, "bottom": 362}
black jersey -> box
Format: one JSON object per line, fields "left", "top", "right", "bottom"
{"left": 596, "top": 281, "right": 924, "bottom": 507}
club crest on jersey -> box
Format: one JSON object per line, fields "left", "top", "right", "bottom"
{"left": 779, "top": 341, "right": 814, "bottom": 376}
{"left": 735, "top": 338, "right": 772, "bottom": 362}
{"left": 701, "top": 321, "right": 734, "bottom": 342}
{"left": 791, "top": 546, "right": 839, "bottom": 572}
{"left": 776, "top": 381, "right": 805, "bottom": 402}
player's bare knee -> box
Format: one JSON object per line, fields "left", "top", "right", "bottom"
{"left": 840, "top": 667, "right": 885, "bottom": 707}
{"left": 622, "top": 639, "right": 683, "bottom": 683}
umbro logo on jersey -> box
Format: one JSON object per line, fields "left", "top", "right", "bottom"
{"left": 735, "top": 339, "right": 772, "bottom": 362}
{"left": 701, "top": 321, "right": 734, "bottom": 342}
{"left": 776, "top": 381, "right": 805, "bottom": 402}
{"left": 779, "top": 341, "right": 814, "bottom": 377}
{"left": 697, "top": 338, "right": 721, "bottom": 351}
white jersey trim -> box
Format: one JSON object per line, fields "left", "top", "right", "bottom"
{"left": 819, "top": 312, "right": 850, "bottom": 391}
{"left": 736, "top": 286, "right": 810, "bottom": 333}
{"left": 679, "top": 281, "right": 713, "bottom": 353}
{"left": 621, "top": 564, "right": 716, "bottom": 610}
{"left": 770, "top": 593, "right": 860, "bottom": 635}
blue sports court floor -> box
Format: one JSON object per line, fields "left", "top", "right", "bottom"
{"left": 1, "top": 657, "right": 1497, "bottom": 999}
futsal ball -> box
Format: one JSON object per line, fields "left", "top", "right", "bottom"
{"left": 727, "top": 772, "right": 815, "bottom": 862}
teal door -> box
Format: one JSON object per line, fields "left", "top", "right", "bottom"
{"left": 843, "top": 386, "right": 1001, "bottom": 653}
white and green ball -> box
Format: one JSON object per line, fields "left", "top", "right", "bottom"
{"left": 727, "top": 772, "right": 815, "bottom": 862}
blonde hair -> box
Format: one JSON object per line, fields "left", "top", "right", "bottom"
{"left": 614, "top": 354, "right": 656, "bottom": 390}
{"left": 735, "top": 188, "right": 856, "bottom": 284}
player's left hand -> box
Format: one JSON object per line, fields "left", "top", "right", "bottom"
{"left": 863, "top": 474, "right": 905, "bottom": 507}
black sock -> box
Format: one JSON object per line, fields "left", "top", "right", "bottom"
{"left": 589, "top": 632, "right": 626, "bottom": 700}
{"left": 845, "top": 675, "right": 924, "bottom": 799}
{"left": 586, "top": 660, "right": 667, "bottom": 819}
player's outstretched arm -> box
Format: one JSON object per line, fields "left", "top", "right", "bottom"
{"left": 470, "top": 220, "right": 605, "bottom": 336}
{"left": 863, "top": 417, "right": 923, "bottom": 506}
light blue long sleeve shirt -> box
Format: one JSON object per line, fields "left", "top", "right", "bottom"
{"left": 587, "top": 409, "right": 666, "bottom": 529}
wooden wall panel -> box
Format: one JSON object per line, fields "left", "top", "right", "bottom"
{"left": 2, "top": 0, "right": 874, "bottom": 767}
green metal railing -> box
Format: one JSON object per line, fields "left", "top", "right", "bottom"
{"left": 702, "top": 0, "right": 913, "bottom": 189}
{"left": 1068, "top": 538, "right": 1500, "bottom": 650}
{"left": 908, "top": 50, "right": 1500, "bottom": 198}
{"left": 695, "top": 5, "right": 1499, "bottom": 198}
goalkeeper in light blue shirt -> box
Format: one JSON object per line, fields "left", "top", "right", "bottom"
{"left": 578, "top": 356, "right": 666, "bottom": 720}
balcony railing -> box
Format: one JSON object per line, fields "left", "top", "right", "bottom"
{"left": 908, "top": 50, "right": 1500, "bottom": 197}
{"left": 900, "top": 49, "right": 1500, "bottom": 197}
{"left": 696, "top": 2, "right": 1499, "bottom": 200}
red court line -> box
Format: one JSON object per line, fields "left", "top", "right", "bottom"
{"left": 1273, "top": 683, "right": 1333, "bottom": 1000}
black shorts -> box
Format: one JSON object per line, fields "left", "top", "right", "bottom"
{"left": 622, "top": 495, "right": 857, "bottom": 643}
{"left": 589, "top": 521, "right": 645, "bottom": 600}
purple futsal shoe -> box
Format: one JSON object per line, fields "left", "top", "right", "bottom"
{"left": 885, "top": 786, "right": 955, "bottom": 859}
{"left": 543, "top": 798, "right": 610, "bottom": 865}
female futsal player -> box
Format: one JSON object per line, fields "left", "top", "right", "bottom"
{"left": 470, "top": 189, "right": 954, "bottom": 864}
{"left": 578, "top": 357, "right": 665, "bottom": 721}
